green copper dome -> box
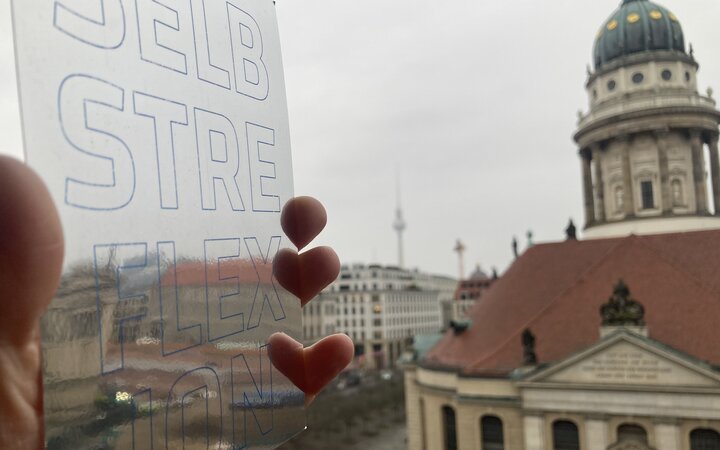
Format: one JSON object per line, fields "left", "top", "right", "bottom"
{"left": 594, "top": 0, "right": 685, "bottom": 69}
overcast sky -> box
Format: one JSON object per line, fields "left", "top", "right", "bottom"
{"left": 2, "top": 1, "right": 720, "bottom": 278}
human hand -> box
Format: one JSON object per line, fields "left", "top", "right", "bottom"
{"left": 0, "top": 157, "right": 351, "bottom": 448}
{"left": 0, "top": 155, "right": 64, "bottom": 450}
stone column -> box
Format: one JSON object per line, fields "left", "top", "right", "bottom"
{"left": 654, "top": 420, "right": 681, "bottom": 450}
{"left": 655, "top": 131, "right": 672, "bottom": 214}
{"left": 592, "top": 144, "right": 606, "bottom": 222}
{"left": 709, "top": 132, "right": 720, "bottom": 214}
{"left": 585, "top": 417, "right": 609, "bottom": 450}
{"left": 691, "top": 129, "right": 709, "bottom": 214}
{"left": 581, "top": 149, "right": 596, "bottom": 226}
{"left": 620, "top": 136, "right": 636, "bottom": 217}
{"left": 523, "top": 414, "right": 545, "bottom": 450}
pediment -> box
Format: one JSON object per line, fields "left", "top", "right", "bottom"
{"left": 525, "top": 333, "right": 720, "bottom": 388}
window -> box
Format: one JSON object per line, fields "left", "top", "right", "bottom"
{"left": 481, "top": 416, "right": 504, "bottom": 450}
{"left": 686, "top": 71, "right": 692, "bottom": 82}
{"left": 632, "top": 72, "right": 644, "bottom": 84}
{"left": 617, "top": 423, "right": 647, "bottom": 443}
{"left": 442, "top": 406, "right": 458, "bottom": 450}
{"left": 614, "top": 185, "right": 624, "bottom": 212}
{"left": 607, "top": 79, "right": 616, "bottom": 91}
{"left": 691, "top": 428, "right": 720, "bottom": 450}
{"left": 672, "top": 179, "right": 684, "bottom": 206}
{"left": 552, "top": 420, "right": 579, "bottom": 450}
{"left": 641, "top": 180, "right": 655, "bottom": 209}
{"left": 661, "top": 69, "right": 672, "bottom": 80}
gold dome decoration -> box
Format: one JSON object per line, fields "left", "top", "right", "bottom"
{"left": 607, "top": 19, "right": 618, "bottom": 31}
{"left": 650, "top": 10, "right": 662, "bottom": 20}
{"left": 627, "top": 13, "right": 640, "bottom": 24}
{"left": 669, "top": 12, "right": 678, "bottom": 21}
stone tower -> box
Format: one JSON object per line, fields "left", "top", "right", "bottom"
{"left": 575, "top": 0, "right": 720, "bottom": 238}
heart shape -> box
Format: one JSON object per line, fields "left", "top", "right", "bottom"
{"left": 274, "top": 247, "right": 339, "bottom": 306}
{"left": 268, "top": 333, "right": 354, "bottom": 400}
{"left": 281, "top": 196, "right": 327, "bottom": 251}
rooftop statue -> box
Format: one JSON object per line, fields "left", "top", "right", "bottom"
{"left": 600, "top": 280, "right": 646, "bottom": 326}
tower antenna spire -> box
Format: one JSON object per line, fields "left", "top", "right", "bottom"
{"left": 393, "top": 170, "right": 407, "bottom": 268}
{"left": 454, "top": 240, "right": 466, "bottom": 280}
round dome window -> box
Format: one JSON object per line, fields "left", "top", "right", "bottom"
{"left": 607, "top": 80, "right": 617, "bottom": 91}
{"left": 632, "top": 73, "right": 644, "bottom": 84}
{"left": 661, "top": 70, "right": 672, "bottom": 81}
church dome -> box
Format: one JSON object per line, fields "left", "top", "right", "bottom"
{"left": 593, "top": 0, "right": 685, "bottom": 69}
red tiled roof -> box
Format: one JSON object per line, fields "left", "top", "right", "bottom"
{"left": 425, "top": 230, "right": 720, "bottom": 376}
{"left": 162, "top": 260, "right": 274, "bottom": 287}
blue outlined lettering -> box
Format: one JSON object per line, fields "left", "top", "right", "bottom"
{"left": 157, "top": 241, "right": 202, "bottom": 356}
{"left": 231, "top": 345, "right": 273, "bottom": 448}
{"left": 190, "top": 0, "right": 231, "bottom": 89}
{"left": 54, "top": 0, "right": 126, "bottom": 49}
{"left": 60, "top": 74, "right": 136, "bottom": 210}
{"left": 204, "top": 238, "right": 245, "bottom": 341}
{"left": 244, "top": 236, "right": 285, "bottom": 329}
{"left": 135, "top": 0, "right": 188, "bottom": 74}
{"left": 227, "top": 3, "right": 269, "bottom": 100}
{"left": 133, "top": 92, "right": 188, "bottom": 209}
{"left": 194, "top": 108, "right": 246, "bottom": 211}
{"left": 94, "top": 243, "right": 149, "bottom": 375}
{"left": 165, "top": 367, "right": 222, "bottom": 450}
{"left": 246, "top": 123, "right": 280, "bottom": 212}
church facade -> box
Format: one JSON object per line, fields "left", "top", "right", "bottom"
{"left": 404, "top": 1, "right": 720, "bottom": 449}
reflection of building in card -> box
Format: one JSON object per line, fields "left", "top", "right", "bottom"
{"left": 41, "top": 257, "right": 301, "bottom": 449}
{"left": 302, "top": 263, "right": 456, "bottom": 368}
{"left": 404, "top": 1, "right": 720, "bottom": 449}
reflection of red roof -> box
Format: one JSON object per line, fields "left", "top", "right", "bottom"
{"left": 426, "top": 230, "right": 720, "bottom": 376}
{"left": 161, "top": 260, "right": 274, "bottom": 287}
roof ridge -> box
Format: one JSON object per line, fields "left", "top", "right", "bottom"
{"left": 463, "top": 238, "right": 629, "bottom": 373}
{"left": 632, "top": 235, "right": 720, "bottom": 298}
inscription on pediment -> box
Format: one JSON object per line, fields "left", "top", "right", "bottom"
{"left": 544, "top": 342, "right": 718, "bottom": 387}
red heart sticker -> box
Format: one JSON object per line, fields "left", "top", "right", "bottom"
{"left": 273, "top": 247, "right": 339, "bottom": 306}
{"left": 268, "top": 333, "right": 354, "bottom": 398}
{"left": 281, "top": 196, "right": 327, "bottom": 251}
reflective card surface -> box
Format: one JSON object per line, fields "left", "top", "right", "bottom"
{"left": 10, "top": 1, "right": 304, "bottom": 448}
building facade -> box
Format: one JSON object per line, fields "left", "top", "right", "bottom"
{"left": 302, "top": 263, "right": 456, "bottom": 368}
{"left": 404, "top": 1, "right": 720, "bottom": 449}
{"left": 451, "top": 266, "right": 495, "bottom": 323}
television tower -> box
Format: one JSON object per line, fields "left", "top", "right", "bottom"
{"left": 393, "top": 177, "right": 407, "bottom": 268}
{"left": 454, "top": 239, "right": 466, "bottom": 280}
